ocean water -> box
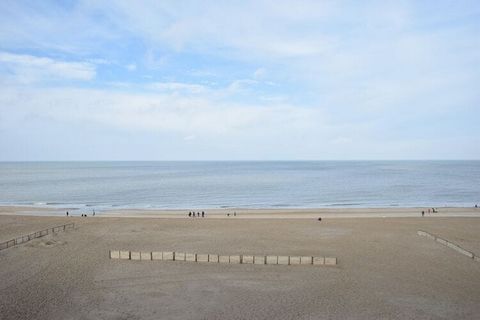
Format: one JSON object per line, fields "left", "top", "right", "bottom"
{"left": 0, "top": 161, "right": 479, "bottom": 210}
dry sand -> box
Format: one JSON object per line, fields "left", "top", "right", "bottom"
{"left": 0, "top": 206, "right": 480, "bottom": 319}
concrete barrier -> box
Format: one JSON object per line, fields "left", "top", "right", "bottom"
{"left": 197, "top": 254, "right": 209, "bottom": 262}
{"left": 111, "top": 250, "right": 339, "bottom": 266}
{"left": 175, "top": 252, "right": 186, "bottom": 261}
{"left": 219, "top": 255, "right": 229, "bottom": 263}
{"left": 278, "top": 256, "right": 289, "bottom": 265}
{"left": 436, "top": 238, "right": 448, "bottom": 245}
{"left": 446, "top": 242, "right": 474, "bottom": 258}
{"left": 289, "top": 256, "right": 301, "bottom": 265}
{"left": 186, "top": 253, "right": 196, "bottom": 262}
{"left": 325, "top": 257, "right": 337, "bottom": 265}
{"left": 131, "top": 251, "right": 141, "bottom": 260}
{"left": 300, "top": 256, "right": 312, "bottom": 265}
{"left": 140, "top": 252, "right": 152, "bottom": 260}
{"left": 253, "top": 255, "right": 265, "bottom": 264}
{"left": 152, "top": 251, "right": 163, "bottom": 260}
{"left": 266, "top": 256, "right": 278, "bottom": 265}
{"left": 242, "top": 255, "right": 254, "bottom": 264}
{"left": 208, "top": 254, "right": 219, "bottom": 263}
{"left": 163, "top": 251, "right": 174, "bottom": 261}
{"left": 230, "top": 255, "right": 241, "bottom": 264}
{"left": 120, "top": 251, "right": 130, "bottom": 260}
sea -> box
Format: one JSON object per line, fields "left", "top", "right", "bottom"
{"left": 0, "top": 161, "right": 479, "bottom": 211}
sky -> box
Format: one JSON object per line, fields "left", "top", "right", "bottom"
{"left": 0, "top": 0, "right": 479, "bottom": 160}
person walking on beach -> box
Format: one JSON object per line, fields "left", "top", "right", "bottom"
{"left": 197, "top": 212, "right": 200, "bottom": 217}
{"left": 66, "top": 211, "right": 69, "bottom": 217}
{"left": 201, "top": 211, "right": 205, "bottom": 218}
{"left": 421, "top": 211, "right": 425, "bottom": 217}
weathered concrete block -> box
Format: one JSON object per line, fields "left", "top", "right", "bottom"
{"left": 300, "top": 256, "right": 312, "bottom": 265}
{"left": 110, "top": 250, "right": 120, "bottom": 259}
{"left": 219, "top": 255, "right": 229, "bottom": 263}
{"left": 208, "top": 254, "right": 219, "bottom": 263}
{"left": 130, "top": 251, "right": 141, "bottom": 260}
{"left": 313, "top": 257, "right": 325, "bottom": 265}
{"left": 152, "top": 251, "right": 163, "bottom": 260}
{"left": 417, "top": 230, "right": 427, "bottom": 236}
{"left": 289, "top": 256, "right": 301, "bottom": 265}
{"left": 230, "top": 255, "right": 241, "bottom": 264}
{"left": 254, "top": 255, "right": 265, "bottom": 264}
{"left": 436, "top": 238, "right": 448, "bottom": 245}
{"left": 325, "top": 257, "right": 337, "bottom": 265}
{"left": 242, "top": 255, "right": 254, "bottom": 264}
{"left": 278, "top": 256, "right": 289, "bottom": 265}
{"left": 163, "top": 251, "right": 174, "bottom": 261}
{"left": 186, "top": 253, "right": 196, "bottom": 262}
{"left": 175, "top": 252, "right": 186, "bottom": 261}
{"left": 140, "top": 252, "right": 152, "bottom": 260}
{"left": 197, "top": 254, "right": 209, "bottom": 262}
{"left": 266, "top": 256, "right": 278, "bottom": 265}
{"left": 447, "top": 243, "right": 474, "bottom": 258}
{"left": 120, "top": 251, "right": 130, "bottom": 260}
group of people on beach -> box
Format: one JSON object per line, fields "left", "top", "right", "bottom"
{"left": 66, "top": 210, "right": 95, "bottom": 217}
{"left": 188, "top": 211, "right": 205, "bottom": 218}
{"left": 421, "top": 208, "right": 438, "bottom": 216}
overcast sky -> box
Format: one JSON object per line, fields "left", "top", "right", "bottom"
{"left": 0, "top": 1, "right": 479, "bottom": 160}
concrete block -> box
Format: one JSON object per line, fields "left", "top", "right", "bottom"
{"left": 417, "top": 231, "right": 427, "bottom": 236}
{"left": 313, "top": 257, "right": 325, "bottom": 265}
{"left": 289, "top": 256, "right": 301, "bottom": 265}
{"left": 266, "top": 256, "right": 278, "bottom": 265}
{"left": 242, "top": 255, "right": 254, "bottom": 264}
{"left": 163, "top": 251, "right": 174, "bottom": 261}
{"left": 186, "top": 253, "right": 196, "bottom": 262}
{"left": 254, "top": 255, "right": 265, "bottom": 264}
{"left": 436, "top": 238, "right": 448, "bottom": 246}
{"left": 278, "top": 256, "right": 289, "bottom": 265}
{"left": 140, "top": 252, "right": 152, "bottom": 260}
{"left": 208, "top": 254, "right": 219, "bottom": 263}
{"left": 110, "top": 250, "right": 120, "bottom": 259}
{"left": 130, "top": 251, "right": 141, "bottom": 260}
{"left": 230, "top": 255, "right": 241, "bottom": 264}
{"left": 197, "top": 254, "right": 209, "bottom": 262}
{"left": 120, "top": 251, "right": 130, "bottom": 260}
{"left": 175, "top": 252, "right": 186, "bottom": 261}
{"left": 325, "top": 257, "right": 337, "bottom": 265}
{"left": 447, "top": 243, "right": 474, "bottom": 258}
{"left": 152, "top": 251, "right": 163, "bottom": 260}
{"left": 300, "top": 256, "right": 312, "bottom": 265}
{"left": 219, "top": 255, "right": 229, "bottom": 263}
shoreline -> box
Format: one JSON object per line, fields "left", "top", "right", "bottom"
{"left": 1, "top": 205, "right": 479, "bottom": 219}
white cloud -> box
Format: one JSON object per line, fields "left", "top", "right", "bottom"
{"left": 149, "top": 82, "right": 208, "bottom": 94}
{"left": 126, "top": 63, "right": 136, "bottom": 71}
{"left": 0, "top": 52, "right": 95, "bottom": 83}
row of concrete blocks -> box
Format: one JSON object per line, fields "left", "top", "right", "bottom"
{"left": 417, "top": 230, "right": 479, "bottom": 262}
{"left": 110, "top": 250, "right": 337, "bottom": 266}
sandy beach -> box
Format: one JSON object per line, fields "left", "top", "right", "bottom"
{"left": 0, "top": 206, "right": 479, "bottom": 319}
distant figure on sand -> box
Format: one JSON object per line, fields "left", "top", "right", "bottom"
{"left": 421, "top": 211, "right": 425, "bottom": 217}
{"left": 66, "top": 211, "right": 69, "bottom": 217}
{"left": 475, "top": 204, "right": 478, "bottom": 208}
{"left": 318, "top": 217, "right": 322, "bottom": 221}
{"left": 227, "top": 213, "right": 230, "bottom": 217}
{"left": 202, "top": 211, "right": 205, "bottom": 218}
{"left": 197, "top": 212, "right": 200, "bottom": 217}
{"left": 188, "top": 212, "right": 191, "bottom": 217}
{"left": 234, "top": 212, "right": 236, "bottom": 216}
{"left": 93, "top": 210, "right": 95, "bottom": 216}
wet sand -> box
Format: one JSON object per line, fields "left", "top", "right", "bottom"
{"left": 0, "top": 207, "right": 479, "bottom": 319}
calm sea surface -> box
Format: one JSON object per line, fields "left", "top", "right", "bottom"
{"left": 0, "top": 161, "right": 479, "bottom": 210}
